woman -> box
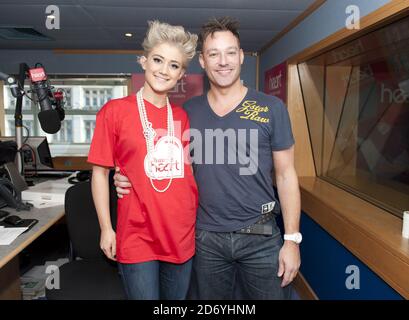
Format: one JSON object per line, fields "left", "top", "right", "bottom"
{"left": 88, "top": 21, "right": 198, "bottom": 300}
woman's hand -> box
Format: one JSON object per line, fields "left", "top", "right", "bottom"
{"left": 100, "top": 228, "right": 117, "bottom": 261}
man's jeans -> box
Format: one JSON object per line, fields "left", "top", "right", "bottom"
{"left": 188, "top": 222, "right": 291, "bottom": 300}
{"left": 118, "top": 259, "right": 192, "bottom": 300}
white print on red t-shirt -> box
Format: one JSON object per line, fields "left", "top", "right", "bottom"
{"left": 144, "top": 136, "right": 184, "bottom": 180}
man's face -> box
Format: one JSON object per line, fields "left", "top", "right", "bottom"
{"left": 199, "top": 31, "right": 244, "bottom": 89}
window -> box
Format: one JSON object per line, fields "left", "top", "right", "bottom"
{"left": 53, "top": 120, "right": 72, "bottom": 143}
{"left": 3, "top": 77, "right": 128, "bottom": 156}
{"left": 7, "top": 119, "right": 34, "bottom": 137}
{"left": 84, "top": 88, "right": 113, "bottom": 110}
{"left": 63, "top": 88, "right": 72, "bottom": 109}
{"left": 5, "top": 87, "right": 32, "bottom": 111}
{"left": 84, "top": 120, "right": 96, "bottom": 143}
{"left": 297, "top": 15, "right": 409, "bottom": 217}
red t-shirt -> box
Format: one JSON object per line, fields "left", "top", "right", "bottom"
{"left": 88, "top": 95, "right": 198, "bottom": 264}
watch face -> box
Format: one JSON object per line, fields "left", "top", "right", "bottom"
{"left": 295, "top": 233, "right": 302, "bottom": 243}
{"left": 284, "top": 233, "right": 302, "bottom": 243}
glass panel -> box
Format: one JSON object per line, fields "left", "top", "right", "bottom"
{"left": 298, "top": 15, "right": 409, "bottom": 217}
{"left": 298, "top": 56, "right": 325, "bottom": 176}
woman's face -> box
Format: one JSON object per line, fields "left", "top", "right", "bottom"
{"left": 140, "top": 42, "right": 186, "bottom": 95}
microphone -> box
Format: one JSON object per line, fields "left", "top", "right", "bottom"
{"left": 0, "top": 71, "right": 23, "bottom": 98}
{"left": 28, "top": 67, "right": 61, "bottom": 134}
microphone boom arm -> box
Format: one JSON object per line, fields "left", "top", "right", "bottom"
{"left": 14, "top": 63, "right": 30, "bottom": 173}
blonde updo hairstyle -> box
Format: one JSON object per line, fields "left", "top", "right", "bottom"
{"left": 141, "top": 20, "right": 198, "bottom": 68}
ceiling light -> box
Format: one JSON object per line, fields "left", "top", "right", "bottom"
{"left": 125, "top": 33, "right": 133, "bottom": 37}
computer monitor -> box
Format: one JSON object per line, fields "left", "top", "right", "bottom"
{"left": 0, "top": 136, "right": 54, "bottom": 172}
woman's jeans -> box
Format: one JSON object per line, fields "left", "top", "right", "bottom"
{"left": 118, "top": 258, "right": 192, "bottom": 300}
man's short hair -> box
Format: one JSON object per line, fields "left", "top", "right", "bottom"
{"left": 199, "top": 16, "right": 240, "bottom": 51}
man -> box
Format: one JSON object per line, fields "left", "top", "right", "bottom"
{"left": 113, "top": 17, "right": 301, "bottom": 300}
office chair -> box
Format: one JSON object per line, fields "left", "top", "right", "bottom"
{"left": 45, "top": 176, "right": 126, "bottom": 300}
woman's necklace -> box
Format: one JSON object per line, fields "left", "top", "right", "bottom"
{"left": 137, "top": 87, "right": 174, "bottom": 192}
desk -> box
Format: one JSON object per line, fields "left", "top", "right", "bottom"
{"left": 0, "top": 205, "right": 65, "bottom": 299}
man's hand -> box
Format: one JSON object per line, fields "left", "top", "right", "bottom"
{"left": 113, "top": 166, "right": 132, "bottom": 198}
{"left": 277, "top": 241, "right": 301, "bottom": 287}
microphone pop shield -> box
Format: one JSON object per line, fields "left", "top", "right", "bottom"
{"left": 38, "top": 109, "right": 61, "bottom": 134}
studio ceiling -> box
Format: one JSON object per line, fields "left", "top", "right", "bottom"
{"left": 0, "top": 0, "right": 316, "bottom": 52}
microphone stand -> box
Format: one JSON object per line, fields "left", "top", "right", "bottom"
{"left": 14, "top": 63, "right": 30, "bottom": 174}
{"left": 3, "top": 63, "right": 63, "bottom": 175}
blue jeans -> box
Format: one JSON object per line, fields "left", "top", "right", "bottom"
{"left": 118, "top": 259, "right": 192, "bottom": 300}
{"left": 188, "top": 222, "right": 291, "bottom": 300}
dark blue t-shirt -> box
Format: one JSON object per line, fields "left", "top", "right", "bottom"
{"left": 183, "top": 88, "right": 294, "bottom": 232}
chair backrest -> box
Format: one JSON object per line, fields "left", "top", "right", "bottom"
{"left": 64, "top": 173, "right": 117, "bottom": 260}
